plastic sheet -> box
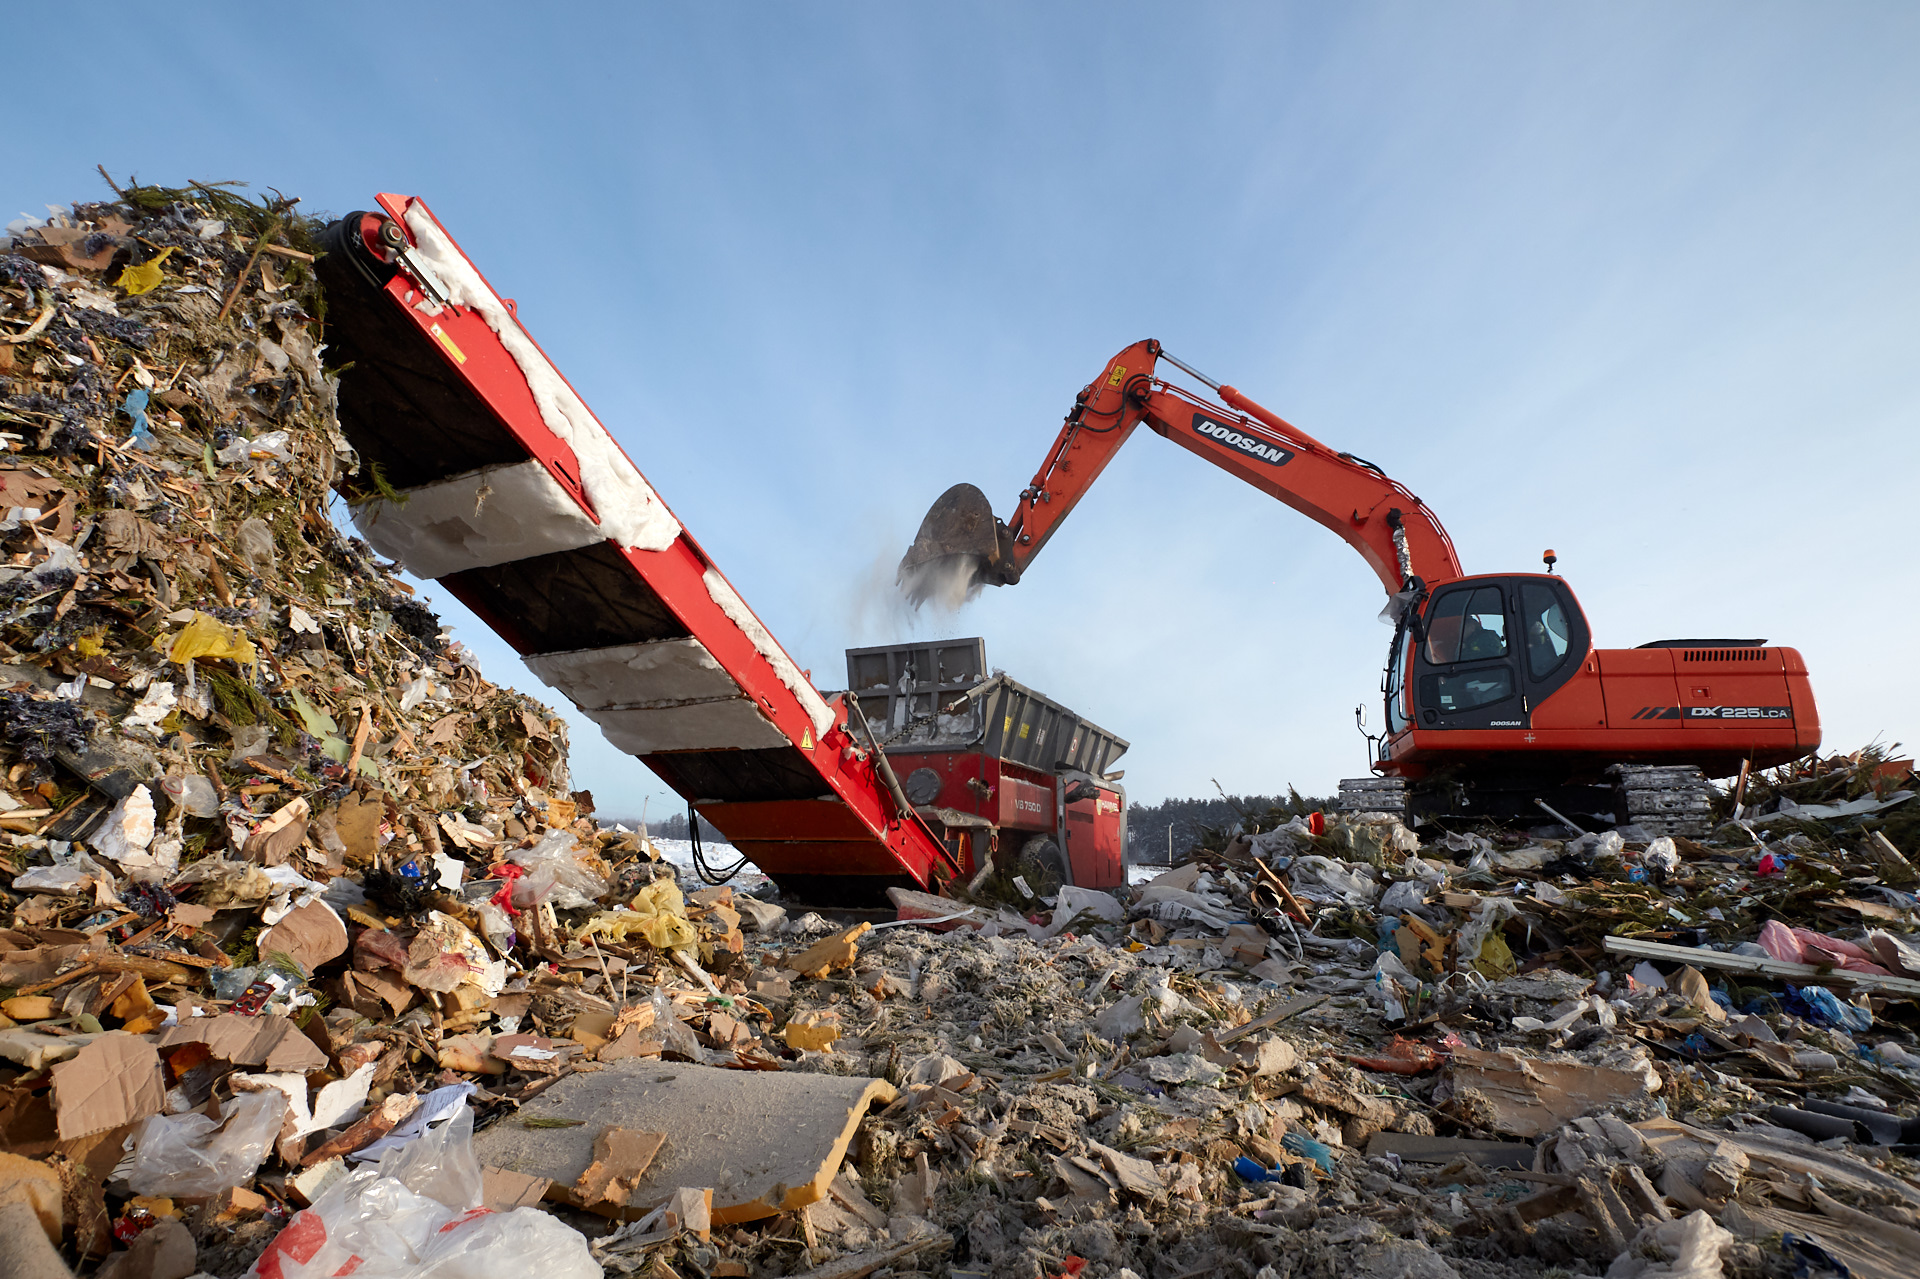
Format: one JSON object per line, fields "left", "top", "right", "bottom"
{"left": 1793, "top": 984, "right": 1873, "bottom": 1033}
{"left": 166, "top": 611, "right": 259, "bottom": 677}
{"left": 579, "top": 876, "right": 696, "bottom": 949}
{"left": 247, "top": 1100, "right": 598, "bottom": 1279}
{"left": 127, "top": 1089, "right": 288, "bottom": 1196}
{"left": 508, "top": 830, "right": 609, "bottom": 909}
{"left": 1289, "top": 855, "right": 1379, "bottom": 906}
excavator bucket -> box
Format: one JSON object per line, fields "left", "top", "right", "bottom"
{"left": 898, "top": 483, "right": 1011, "bottom": 607}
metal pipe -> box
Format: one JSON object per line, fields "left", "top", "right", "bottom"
{"left": 1534, "top": 798, "right": 1586, "bottom": 838}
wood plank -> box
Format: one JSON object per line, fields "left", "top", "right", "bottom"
{"left": 1602, "top": 935, "right": 1920, "bottom": 997}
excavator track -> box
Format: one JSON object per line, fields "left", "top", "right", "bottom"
{"left": 1337, "top": 776, "right": 1410, "bottom": 821}
{"left": 1610, "top": 764, "right": 1713, "bottom": 838}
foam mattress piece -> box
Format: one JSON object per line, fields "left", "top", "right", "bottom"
{"left": 584, "top": 699, "right": 789, "bottom": 753}
{"left": 524, "top": 638, "right": 739, "bottom": 710}
{"left": 470, "top": 1058, "right": 897, "bottom": 1223}
{"left": 351, "top": 460, "right": 605, "bottom": 580}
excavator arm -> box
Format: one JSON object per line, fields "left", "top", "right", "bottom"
{"left": 901, "top": 339, "right": 1464, "bottom": 600}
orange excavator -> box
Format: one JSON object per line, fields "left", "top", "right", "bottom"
{"left": 899, "top": 339, "right": 1821, "bottom": 834}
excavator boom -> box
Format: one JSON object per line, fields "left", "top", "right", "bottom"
{"left": 900, "top": 340, "right": 1462, "bottom": 598}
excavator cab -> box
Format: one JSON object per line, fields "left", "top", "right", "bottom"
{"left": 1384, "top": 573, "right": 1592, "bottom": 745}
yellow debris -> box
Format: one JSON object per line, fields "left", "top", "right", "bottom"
{"left": 166, "top": 611, "right": 258, "bottom": 677}
{"left": 118, "top": 247, "right": 175, "bottom": 296}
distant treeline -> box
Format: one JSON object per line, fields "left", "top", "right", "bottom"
{"left": 1126, "top": 789, "right": 1334, "bottom": 864}
{"left": 599, "top": 811, "right": 732, "bottom": 845}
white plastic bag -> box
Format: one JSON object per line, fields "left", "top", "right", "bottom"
{"left": 247, "top": 1099, "right": 600, "bottom": 1279}
{"left": 1377, "top": 879, "right": 1429, "bottom": 915}
{"left": 1643, "top": 836, "right": 1680, "bottom": 874}
{"left": 1288, "top": 855, "right": 1379, "bottom": 905}
{"left": 509, "top": 830, "right": 609, "bottom": 909}
{"left": 128, "top": 1089, "right": 288, "bottom": 1196}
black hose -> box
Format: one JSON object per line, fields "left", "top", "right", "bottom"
{"left": 687, "top": 800, "right": 748, "bottom": 885}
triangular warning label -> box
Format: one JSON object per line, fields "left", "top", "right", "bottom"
{"left": 800, "top": 728, "right": 813, "bottom": 749}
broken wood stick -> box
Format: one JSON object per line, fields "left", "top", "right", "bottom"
{"left": 784, "top": 1232, "right": 949, "bottom": 1279}
{"left": 1215, "top": 992, "right": 1328, "bottom": 1046}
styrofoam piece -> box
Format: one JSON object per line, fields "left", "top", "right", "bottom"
{"left": 584, "top": 699, "right": 789, "bottom": 755}
{"left": 702, "top": 568, "right": 834, "bottom": 736}
{"left": 352, "top": 460, "right": 604, "bottom": 580}
{"left": 523, "top": 638, "right": 738, "bottom": 711}
{"left": 403, "top": 204, "right": 681, "bottom": 555}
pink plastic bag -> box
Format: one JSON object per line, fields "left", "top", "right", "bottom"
{"left": 1757, "top": 919, "right": 1891, "bottom": 975}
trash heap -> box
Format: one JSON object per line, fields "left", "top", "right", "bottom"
{"left": 0, "top": 179, "right": 1915, "bottom": 1279}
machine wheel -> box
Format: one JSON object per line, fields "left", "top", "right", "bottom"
{"left": 1013, "top": 835, "right": 1067, "bottom": 900}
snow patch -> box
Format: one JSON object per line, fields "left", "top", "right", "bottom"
{"left": 702, "top": 568, "right": 834, "bottom": 737}
{"left": 584, "top": 698, "right": 789, "bottom": 754}
{"left": 401, "top": 203, "right": 681, "bottom": 555}
{"left": 352, "top": 460, "right": 604, "bottom": 579}
{"left": 524, "top": 638, "right": 737, "bottom": 710}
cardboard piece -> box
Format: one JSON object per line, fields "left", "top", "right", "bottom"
{"left": 790, "top": 923, "right": 870, "bottom": 979}
{"left": 253, "top": 899, "right": 347, "bottom": 977}
{"left": 473, "top": 1058, "right": 895, "bottom": 1224}
{"left": 1449, "top": 1045, "right": 1657, "bottom": 1138}
{"left": 481, "top": 1165, "right": 551, "bottom": 1212}
{"left": 155, "top": 1015, "right": 328, "bottom": 1073}
{"left": 48, "top": 1031, "right": 165, "bottom": 1140}
{"left": 332, "top": 792, "right": 385, "bottom": 864}
{"left": 573, "top": 1128, "right": 667, "bottom": 1207}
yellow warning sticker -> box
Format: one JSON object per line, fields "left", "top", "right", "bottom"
{"left": 800, "top": 728, "right": 813, "bottom": 749}
{"left": 429, "top": 323, "right": 467, "bottom": 365}
{"left": 1018, "top": 723, "right": 1030, "bottom": 739}
{"left": 1106, "top": 364, "right": 1127, "bottom": 387}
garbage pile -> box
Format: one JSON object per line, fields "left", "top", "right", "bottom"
{"left": 0, "top": 178, "right": 1915, "bottom": 1279}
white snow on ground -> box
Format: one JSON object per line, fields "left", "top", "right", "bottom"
{"left": 628, "top": 831, "right": 1172, "bottom": 896}
{"left": 631, "top": 835, "right": 772, "bottom": 893}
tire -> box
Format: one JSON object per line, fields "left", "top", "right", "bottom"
{"left": 1014, "top": 835, "right": 1066, "bottom": 900}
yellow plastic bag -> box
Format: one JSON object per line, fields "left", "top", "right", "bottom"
{"left": 630, "top": 878, "right": 685, "bottom": 919}
{"left": 167, "top": 611, "right": 257, "bottom": 677}
{"left": 118, "top": 247, "right": 175, "bottom": 296}
{"left": 1472, "top": 929, "right": 1516, "bottom": 979}
{"left": 578, "top": 876, "right": 699, "bottom": 949}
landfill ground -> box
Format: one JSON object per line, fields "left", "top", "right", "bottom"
{"left": 0, "top": 182, "right": 1916, "bottom": 1279}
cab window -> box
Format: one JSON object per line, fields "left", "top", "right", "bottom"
{"left": 1521, "top": 583, "right": 1571, "bottom": 680}
{"left": 1386, "top": 631, "right": 1411, "bottom": 733}
{"left": 1424, "top": 587, "right": 1507, "bottom": 664}
{"left": 1421, "top": 667, "right": 1514, "bottom": 714}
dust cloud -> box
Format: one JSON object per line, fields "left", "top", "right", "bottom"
{"left": 845, "top": 528, "right": 982, "bottom": 645}
{"left": 897, "top": 552, "right": 983, "bottom": 611}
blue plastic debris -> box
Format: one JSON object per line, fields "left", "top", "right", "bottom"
{"left": 1232, "top": 1155, "right": 1280, "bottom": 1183}
{"left": 1782, "top": 1230, "right": 1852, "bottom": 1277}
{"left": 1792, "top": 984, "right": 1873, "bottom": 1034}
{"left": 1282, "top": 1131, "right": 1335, "bottom": 1173}
{"left": 121, "top": 388, "right": 157, "bottom": 451}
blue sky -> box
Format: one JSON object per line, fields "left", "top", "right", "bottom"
{"left": 10, "top": 5, "right": 1917, "bottom": 815}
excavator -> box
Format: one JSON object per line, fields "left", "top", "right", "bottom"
{"left": 898, "top": 339, "right": 1821, "bottom": 834}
